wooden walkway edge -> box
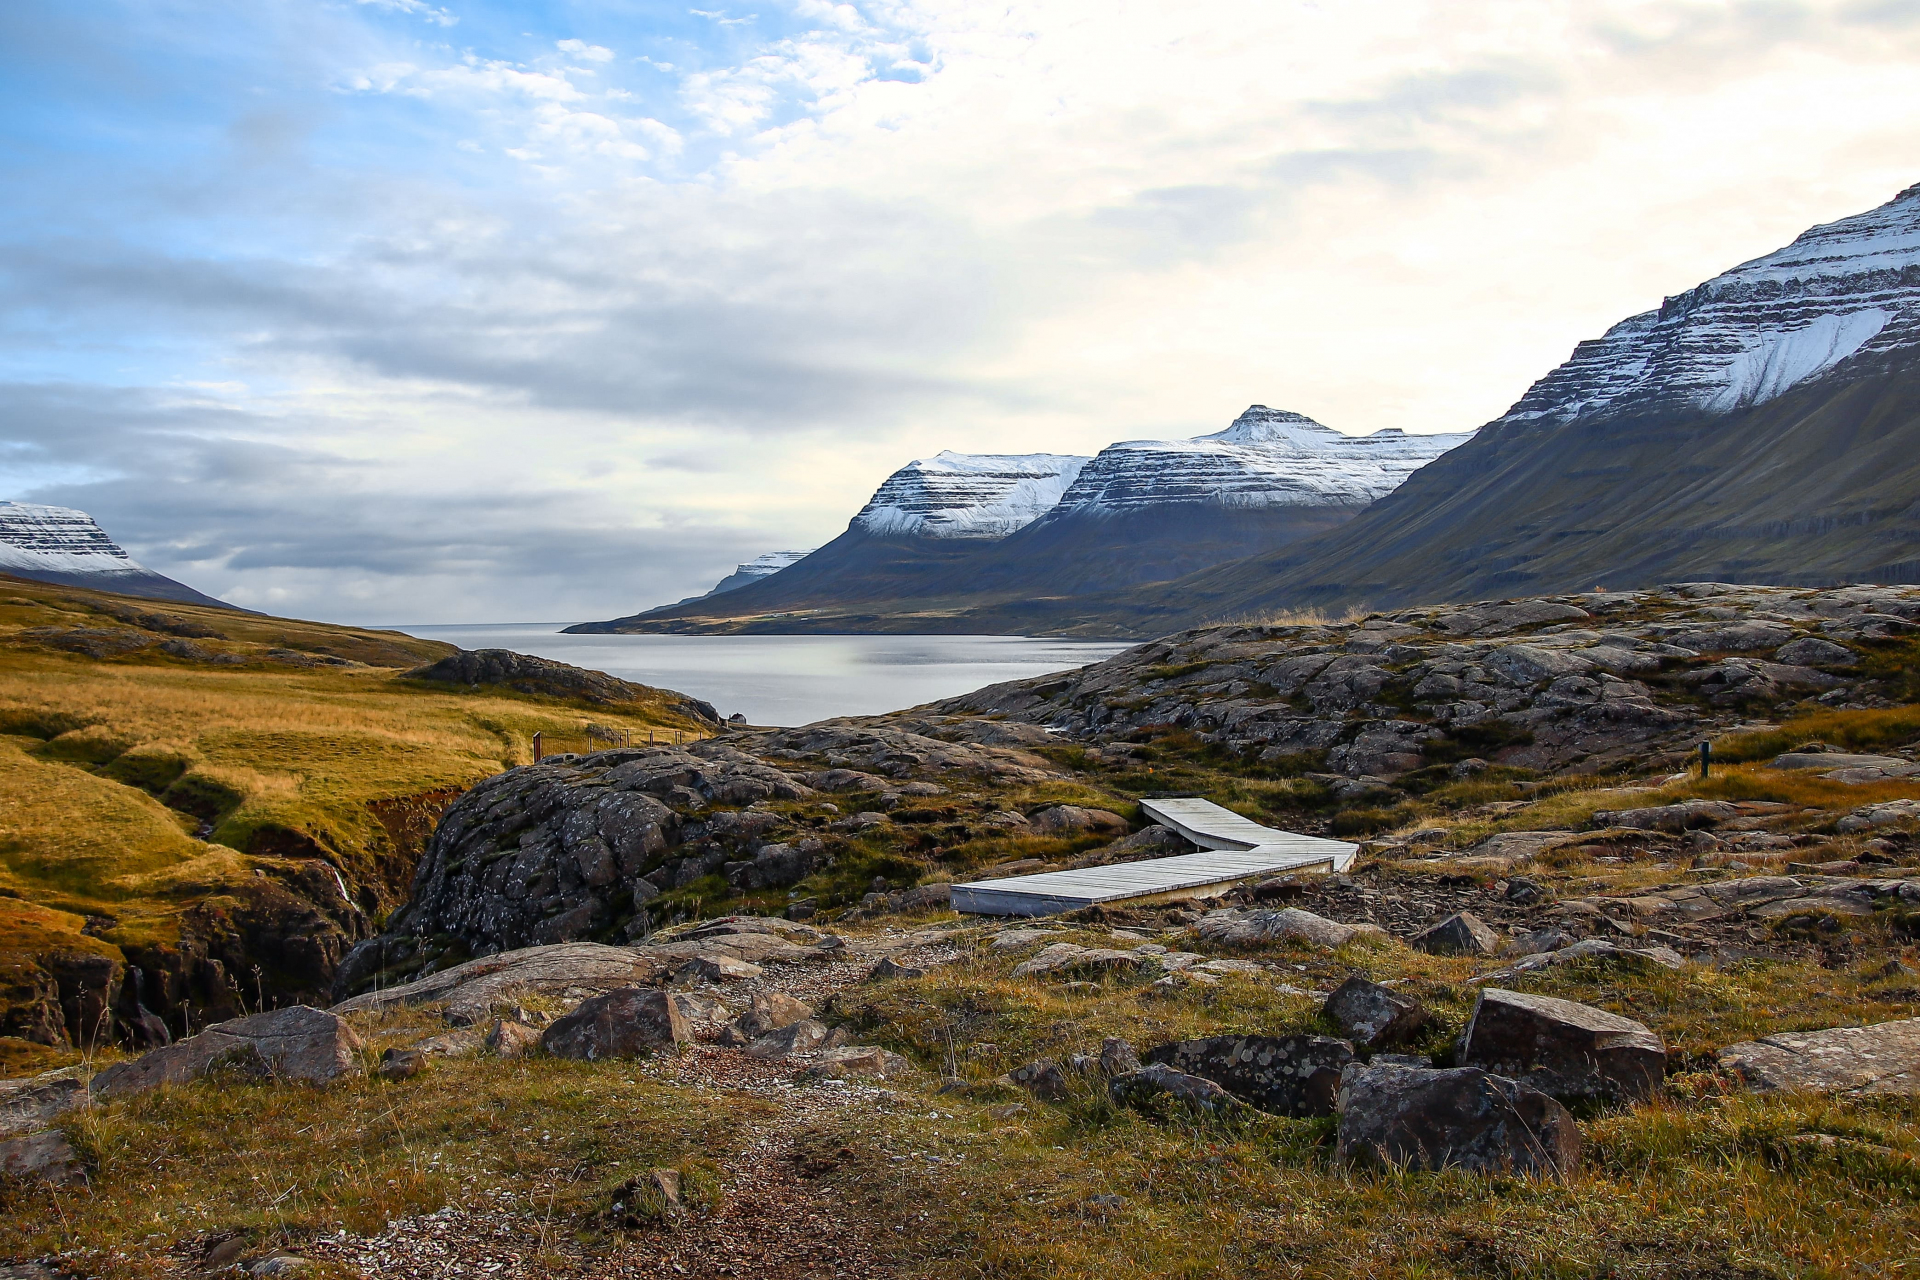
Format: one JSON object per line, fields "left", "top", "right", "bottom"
{"left": 949, "top": 797, "right": 1356, "bottom": 917}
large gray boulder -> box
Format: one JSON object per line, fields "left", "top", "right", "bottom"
{"left": 1144, "top": 1034, "right": 1353, "bottom": 1117}
{"left": 1458, "top": 988, "right": 1665, "bottom": 1105}
{"left": 1324, "top": 976, "right": 1432, "bottom": 1051}
{"left": 1336, "top": 1064, "right": 1579, "bottom": 1176}
{"left": 92, "top": 1006, "right": 363, "bottom": 1098}
{"left": 1410, "top": 912, "right": 1501, "bottom": 957}
{"left": 1194, "top": 907, "right": 1384, "bottom": 949}
{"left": 541, "top": 988, "right": 689, "bottom": 1060}
{"left": 0, "top": 1129, "right": 84, "bottom": 1184}
{"left": 340, "top": 744, "right": 819, "bottom": 974}
{"left": 1718, "top": 1018, "right": 1920, "bottom": 1096}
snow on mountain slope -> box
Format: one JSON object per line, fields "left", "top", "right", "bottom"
{"left": 704, "top": 549, "right": 816, "bottom": 597}
{"left": 851, "top": 452, "right": 1090, "bottom": 539}
{"left": 1041, "top": 406, "right": 1473, "bottom": 516}
{"left": 0, "top": 502, "right": 151, "bottom": 577}
{"left": 1505, "top": 183, "right": 1920, "bottom": 424}
{"left": 0, "top": 501, "right": 232, "bottom": 608}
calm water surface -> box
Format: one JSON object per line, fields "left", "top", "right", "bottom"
{"left": 389, "top": 625, "right": 1133, "bottom": 727}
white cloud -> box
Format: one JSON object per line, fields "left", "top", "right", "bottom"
{"left": 556, "top": 38, "right": 615, "bottom": 63}
{"left": 355, "top": 0, "right": 457, "bottom": 27}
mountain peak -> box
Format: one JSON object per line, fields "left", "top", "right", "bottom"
{"left": 1205, "top": 405, "right": 1334, "bottom": 444}
{"left": 0, "top": 500, "right": 232, "bottom": 608}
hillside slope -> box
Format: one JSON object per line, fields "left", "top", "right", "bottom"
{"left": 0, "top": 574, "right": 715, "bottom": 1066}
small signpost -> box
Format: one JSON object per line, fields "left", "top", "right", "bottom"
{"left": 1699, "top": 740, "right": 1712, "bottom": 778}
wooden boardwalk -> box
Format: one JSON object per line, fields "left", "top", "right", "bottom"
{"left": 949, "top": 797, "right": 1356, "bottom": 917}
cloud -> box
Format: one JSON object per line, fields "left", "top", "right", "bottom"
{"left": 556, "top": 39, "right": 616, "bottom": 63}
{"left": 5, "top": 0, "right": 1920, "bottom": 623}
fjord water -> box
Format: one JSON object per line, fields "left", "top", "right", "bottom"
{"left": 391, "top": 625, "right": 1132, "bottom": 727}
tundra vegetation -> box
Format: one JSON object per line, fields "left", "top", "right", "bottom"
{"left": 3, "top": 578, "right": 1919, "bottom": 1278}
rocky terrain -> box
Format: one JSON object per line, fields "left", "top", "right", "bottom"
{"left": 0, "top": 504, "right": 229, "bottom": 609}
{"left": 4, "top": 581, "right": 1919, "bottom": 1277}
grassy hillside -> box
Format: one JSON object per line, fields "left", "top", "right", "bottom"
{"left": 0, "top": 575, "right": 712, "bottom": 1067}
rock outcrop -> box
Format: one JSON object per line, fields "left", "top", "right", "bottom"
{"left": 403, "top": 649, "right": 719, "bottom": 721}
{"left": 1718, "top": 1018, "right": 1920, "bottom": 1095}
{"left": 1335, "top": 1064, "right": 1581, "bottom": 1176}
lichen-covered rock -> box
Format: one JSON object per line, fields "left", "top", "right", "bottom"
{"left": 1458, "top": 988, "right": 1666, "bottom": 1105}
{"left": 1144, "top": 1033, "right": 1353, "bottom": 1117}
{"left": 1336, "top": 1064, "right": 1580, "bottom": 1177}
{"left": 1323, "top": 976, "right": 1433, "bottom": 1050}
{"left": 1718, "top": 1018, "right": 1920, "bottom": 1095}
{"left": 1110, "top": 1063, "right": 1245, "bottom": 1115}
{"left": 331, "top": 941, "right": 670, "bottom": 1021}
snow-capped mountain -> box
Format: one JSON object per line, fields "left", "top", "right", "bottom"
{"left": 0, "top": 502, "right": 231, "bottom": 608}
{"left": 850, "top": 452, "right": 1089, "bottom": 539}
{"left": 1504, "top": 182, "right": 1920, "bottom": 424}
{"left": 1165, "top": 183, "right": 1920, "bottom": 620}
{"left": 703, "top": 550, "right": 816, "bottom": 597}
{"left": 1043, "top": 407, "right": 1471, "bottom": 516}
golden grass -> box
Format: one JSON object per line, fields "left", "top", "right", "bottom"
{"left": 0, "top": 576, "right": 715, "bottom": 1031}
{"left": 1715, "top": 705, "right": 1920, "bottom": 762}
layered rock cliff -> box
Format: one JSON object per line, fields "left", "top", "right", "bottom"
{"left": 0, "top": 502, "right": 231, "bottom": 609}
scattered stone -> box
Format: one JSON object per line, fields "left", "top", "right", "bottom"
{"left": 807, "top": 1045, "right": 917, "bottom": 1080}
{"left": 1144, "top": 1034, "right": 1353, "bottom": 1117}
{"left": 1007, "top": 1058, "right": 1070, "bottom": 1101}
{"left": 541, "top": 988, "right": 689, "bottom": 1060}
{"left": 1459, "top": 988, "right": 1666, "bottom": 1104}
{"left": 378, "top": 1048, "right": 427, "bottom": 1080}
{"left": 1323, "top": 975, "right": 1433, "bottom": 1051}
{"left": 1774, "top": 636, "right": 1856, "bottom": 667}
{"left": 720, "top": 992, "right": 814, "bottom": 1047}
{"left": 0, "top": 1067, "right": 87, "bottom": 1137}
{"left": 1109, "top": 1064, "right": 1246, "bottom": 1115}
{"left": 248, "top": 1255, "right": 315, "bottom": 1276}
{"left": 606, "top": 1168, "right": 686, "bottom": 1227}
{"left": 1410, "top": 912, "right": 1501, "bottom": 957}
{"left": 0, "top": 1129, "right": 84, "bottom": 1184}
{"left": 1011, "top": 943, "right": 1144, "bottom": 979}
{"left": 1504, "top": 877, "right": 1546, "bottom": 905}
{"left": 93, "top": 1005, "right": 363, "bottom": 1098}
{"left": 743, "top": 1019, "right": 848, "bottom": 1060}
{"left": 485, "top": 1019, "right": 544, "bottom": 1057}
{"left": 1718, "top": 1018, "right": 1920, "bottom": 1095}
{"left": 1336, "top": 1064, "right": 1580, "bottom": 1176}
{"left": 868, "top": 957, "right": 926, "bottom": 981}
{"left": 985, "top": 1103, "right": 1027, "bottom": 1121}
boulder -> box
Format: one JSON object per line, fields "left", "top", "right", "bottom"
{"left": 1335, "top": 1064, "right": 1580, "bottom": 1177}
{"left": 673, "top": 955, "right": 763, "bottom": 983}
{"left": 806, "top": 1045, "right": 917, "bottom": 1080}
{"left": 1410, "top": 912, "right": 1501, "bottom": 957}
{"left": 1109, "top": 1064, "right": 1245, "bottom": 1116}
{"left": 1458, "top": 988, "right": 1665, "bottom": 1104}
{"left": 0, "top": 1129, "right": 84, "bottom": 1184}
{"left": 1028, "top": 805, "right": 1129, "bottom": 835}
{"left": 540, "top": 988, "right": 688, "bottom": 1060}
{"left": 1194, "top": 907, "right": 1384, "bottom": 949}
{"left": 1717, "top": 1018, "right": 1920, "bottom": 1095}
{"left": 742, "top": 1019, "right": 846, "bottom": 1060}
{"left": 1144, "top": 1034, "right": 1353, "bottom": 1117}
{"left": 720, "top": 992, "right": 813, "bottom": 1046}
{"left": 1011, "top": 944, "right": 1144, "bottom": 979}
{"left": 1323, "top": 976, "right": 1433, "bottom": 1050}
{"left": 1774, "top": 637, "right": 1855, "bottom": 667}
{"left": 92, "top": 1006, "right": 363, "bottom": 1098}
{"left": 485, "top": 1019, "right": 544, "bottom": 1057}
{"left": 377, "top": 1048, "right": 428, "bottom": 1080}
{"left": 1099, "top": 1037, "right": 1143, "bottom": 1076}
{"left": 0, "top": 1067, "right": 87, "bottom": 1137}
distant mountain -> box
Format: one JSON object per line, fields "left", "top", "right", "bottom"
{"left": 0, "top": 502, "right": 234, "bottom": 609}
{"left": 964, "top": 408, "right": 1470, "bottom": 593}
{"left": 568, "top": 414, "right": 1466, "bottom": 634}
{"left": 1133, "top": 181, "right": 1920, "bottom": 622}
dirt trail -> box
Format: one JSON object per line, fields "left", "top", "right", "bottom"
{"left": 303, "top": 931, "right": 962, "bottom": 1279}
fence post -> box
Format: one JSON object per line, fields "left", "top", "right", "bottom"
{"left": 533, "top": 731, "right": 544, "bottom": 763}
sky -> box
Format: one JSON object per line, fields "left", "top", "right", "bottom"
{"left": 4, "top": 0, "right": 1920, "bottom": 623}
